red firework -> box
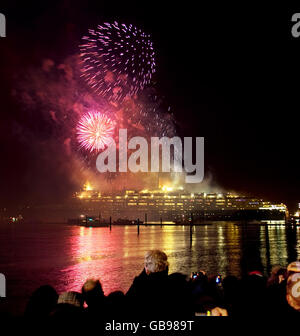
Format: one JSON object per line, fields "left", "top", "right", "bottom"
{"left": 77, "top": 112, "right": 115, "bottom": 152}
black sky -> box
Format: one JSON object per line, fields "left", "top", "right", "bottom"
{"left": 0, "top": 1, "right": 299, "bottom": 210}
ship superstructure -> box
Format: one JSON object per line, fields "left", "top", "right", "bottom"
{"left": 72, "top": 182, "right": 287, "bottom": 221}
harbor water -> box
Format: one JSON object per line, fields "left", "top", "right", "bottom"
{"left": 0, "top": 221, "right": 299, "bottom": 315}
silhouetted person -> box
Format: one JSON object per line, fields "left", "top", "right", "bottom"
{"left": 265, "top": 265, "right": 287, "bottom": 316}
{"left": 189, "top": 271, "right": 224, "bottom": 315}
{"left": 285, "top": 272, "right": 300, "bottom": 314}
{"left": 24, "top": 285, "right": 58, "bottom": 318}
{"left": 267, "top": 265, "right": 287, "bottom": 288}
{"left": 222, "top": 275, "right": 240, "bottom": 315}
{"left": 126, "top": 250, "right": 170, "bottom": 317}
{"left": 50, "top": 291, "right": 83, "bottom": 318}
{"left": 106, "top": 291, "right": 126, "bottom": 318}
{"left": 168, "top": 272, "right": 193, "bottom": 317}
{"left": 82, "top": 279, "right": 106, "bottom": 315}
{"left": 238, "top": 272, "right": 267, "bottom": 317}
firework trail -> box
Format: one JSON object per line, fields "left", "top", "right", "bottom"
{"left": 79, "top": 22, "right": 156, "bottom": 103}
{"left": 77, "top": 111, "right": 115, "bottom": 152}
{"left": 123, "top": 89, "right": 176, "bottom": 138}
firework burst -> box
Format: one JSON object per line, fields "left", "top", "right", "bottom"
{"left": 124, "top": 90, "right": 176, "bottom": 138}
{"left": 77, "top": 111, "right": 115, "bottom": 152}
{"left": 79, "top": 22, "right": 156, "bottom": 102}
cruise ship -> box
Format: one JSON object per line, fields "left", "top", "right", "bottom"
{"left": 71, "top": 182, "right": 288, "bottom": 222}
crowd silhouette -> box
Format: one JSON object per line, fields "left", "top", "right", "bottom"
{"left": 22, "top": 250, "right": 300, "bottom": 319}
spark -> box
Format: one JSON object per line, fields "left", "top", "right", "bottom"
{"left": 77, "top": 111, "right": 115, "bottom": 152}
{"left": 79, "top": 22, "right": 155, "bottom": 102}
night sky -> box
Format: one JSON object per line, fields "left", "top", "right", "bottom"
{"left": 0, "top": 2, "right": 299, "bottom": 210}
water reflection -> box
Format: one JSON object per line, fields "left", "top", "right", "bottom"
{"left": 1, "top": 221, "right": 300, "bottom": 314}
{"left": 64, "top": 223, "right": 300, "bottom": 293}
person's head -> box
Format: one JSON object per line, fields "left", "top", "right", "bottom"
{"left": 286, "top": 272, "right": 300, "bottom": 311}
{"left": 144, "top": 250, "right": 169, "bottom": 275}
{"left": 222, "top": 275, "right": 239, "bottom": 292}
{"left": 267, "top": 265, "right": 287, "bottom": 286}
{"left": 106, "top": 291, "right": 126, "bottom": 317}
{"left": 222, "top": 276, "right": 240, "bottom": 304}
{"left": 81, "top": 279, "right": 105, "bottom": 308}
{"left": 287, "top": 261, "right": 300, "bottom": 277}
{"left": 240, "top": 272, "right": 267, "bottom": 307}
{"left": 25, "top": 285, "right": 58, "bottom": 317}
{"left": 57, "top": 291, "right": 83, "bottom": 308}
{"left": 106, "top": 291, "right": 125, "bottom": 306}
{"left": 169, "top": 272, "right": 189, "bottom": 294}
{"left": 169, "top": 272, "right": 188, "bottom": 284}
{"left": 241, "top": 247, "right": 264, "bottom": 277}
{"left": 107, "top": 290, "right": 125, "bottom": 301}
{"left": 190, "top": 271, "right": 209, "bottom": 297}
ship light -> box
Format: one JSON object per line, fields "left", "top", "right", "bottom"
{"left": 162, "top": 185, "right": 173, "bottom": 192}
{"left": 259, "top": 204, "right": 286, "bottom": 212}
{"left": 84, "top": 181, "right": 93, "bottom": 191}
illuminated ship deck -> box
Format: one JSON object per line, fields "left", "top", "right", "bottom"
{"left": 72, "top": 183, "right": 288, "bottom": 222}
